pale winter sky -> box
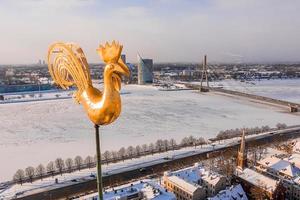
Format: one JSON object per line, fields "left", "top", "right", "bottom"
{"left": 0, "top": 0, "right": 299, "bottom": 64}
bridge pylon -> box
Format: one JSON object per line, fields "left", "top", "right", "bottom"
{"left": 199, "top": 55, "right": 209, "bottom": 92}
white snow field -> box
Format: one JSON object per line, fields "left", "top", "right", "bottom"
{"left": 1, "top": 126, "right": 299, "bottom": 199}
{"left": 0, "top": 84, "right": 300, "bottom": 181}
{"left": 209, "top": 79, "right": 300, "bottom": 103}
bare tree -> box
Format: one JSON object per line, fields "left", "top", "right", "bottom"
{"left": 103, "top": 150, "right": 111, "bottom": 164}
{"left": 256, "top": 146, "right": 266, "bottom": 160}
{"left": 198, "top": 137, "right": 206, "bottom": 148}
{"left": 25, "top": 166, "right": 35, "bottom": 183}
{"left": 13, "top": 169, "right": 25, "bottom": 185}
{"left": 181, "top": 137, "right": 189, "bottom": 147}
{"left": 262, "top": 125, "right": 270, "bottom": 132}
{"left": 126, "top": 146, "right": 135, "bottom": 159}
{"left": 47, "top": 161, "right": 55, "bottom": 177}
{"left": 169, "top": 138, "right": 176, "bottom": 150}
{"left": 188, "top": 135, "right": 196, "bottom": 146}
{"left": 155, "top": 139, "right": 164, "bottom": 152}
{"left": 35, "top": 164, "right": 45, "bottom": 180}
{"left": 74, "top": 156, "right": 83, "bottom": 171}
{"left": 253, "top": 126, "right": 260, "bottom": 134}
{"left": 276, "top": 123, "right": 287, "bottom": 130}
{"left": 65, "top": 158, "right": 73, "bottom": 173}
{"left": 142, "top": 144, "right": 148, "bottom": 154}
{"left": 85, "top": 156, "right": 94, "bottom": 168}
{"left": 118, "top": 147, "right": 126, "bottom": 161}
{"left": 111, "top": 151, "right": 118, "bottom": 161}
{"left": 163, "top": 139, "right": 169, "bottom": 151}
{"left": 135, "top": 145, "right": 142, "bottom": 157}
{"left": 149, "top": 143, "right": 155, "bottom": 155}
{"left": 55, "top": 158, "right": 65, "bottom": 175}
{"left": 94, "top": 154, "right": 97, "bottom": 164}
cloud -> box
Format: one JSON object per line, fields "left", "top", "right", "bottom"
{"left": 114, "top": 6, "right": 147, "bottom": 18}
{"left": 0, "top": 0, "right": 300, "bottom": 64}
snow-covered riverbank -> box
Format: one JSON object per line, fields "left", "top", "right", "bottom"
{"left": 209, "top": 79, "right": 300, "bottom": 104}
{"left": 0, "top": 83, "right": 299, "bottom": 181}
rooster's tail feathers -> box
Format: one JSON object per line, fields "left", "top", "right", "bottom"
{"left": 47, "top": 42, "right": 92, "bottom": 100}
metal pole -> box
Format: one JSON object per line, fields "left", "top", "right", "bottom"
{"left": 200, "top": 55, "right": 207, "bottom": 92}
{"left": 200, "top": 57, "right": 204, "bottom": 92}
{"left": 95, "top": 124, "right": 103, "bottom": 200}
{"left": 204, "top": 55, "right": 209, "bottom": 88}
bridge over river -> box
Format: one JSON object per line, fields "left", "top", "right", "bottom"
{"left": 185, "top": 83, "right": 299, "bottom": 112}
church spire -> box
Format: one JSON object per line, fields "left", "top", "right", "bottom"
{"left": 237, "top": 129, "right": 247, "bottom": 170}
{"left": 240, "top": 129, "right": 245, "bottom": 154}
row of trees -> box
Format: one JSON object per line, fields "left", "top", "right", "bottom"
{"left": 13, "top": 136, "right": 207, "bottom": 184}
{"left": 213, "top": 123, "right": 287, "bottom": 142}
{"left": 13, "top": 123, "right": 287, "bottom": 184}
{"left": 13, "top": 155, "right": 94, "bottom": 185}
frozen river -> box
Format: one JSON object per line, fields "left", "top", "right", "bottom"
{"left": 0, "top": 83, "right": 299, "bottom": 181}
{"left": 210, "top": 79, "right": 300, "bottom": 104}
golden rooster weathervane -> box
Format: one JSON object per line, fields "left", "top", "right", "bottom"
{"left": 47, "top": 41, "right": 130, "bottom": 200}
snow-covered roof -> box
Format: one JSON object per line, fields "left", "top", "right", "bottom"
{"left": 293, "top": 176, "right": 300, "bottom": 185}
{"left": 164, "top": 163, "right": 225, "bottom": 195}
{"left": 237, "top": 168, "right": 278, "bottom": 193}
{"left": 202, "top": 173, "right": 223, "bottom": 186}
{"left": 208, "top": 184, "right": 248, "bottom": 200}
{"left": 167, "top": 176, "right": 199, "bottom": 194}
{"left": 168, "top": 165, "right": 204, "bottom": 184}
{"left": 293, "top": 142, "right": 300, "bottom": 153}
{"left": 262, "top": 148, "right": 286, "bottom": 159}
{"left": 258, "top": 156, "right": 281, "bottom": 167}
{"left": 258, "top": 156, "right": 300, "bottom": 178}
{"left": 78, "top": 179, "right": 176, "bottom": 200}
{"left": 166, "top": 163, "right": 224, "bottom": 187}
{"left": 286, "top": 154, "right": 300, "bottom": 169}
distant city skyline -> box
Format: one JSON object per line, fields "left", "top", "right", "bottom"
{"left": 0, "top": 0, "right": 300, "bottom": 64}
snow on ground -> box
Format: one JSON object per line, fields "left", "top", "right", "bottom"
{"left": 0, "top": 144, "right": 214, "bottom": 199}
{"left": 1, "top": 126, "right": 299, "bottom": 199}
{"left": 0, "top": 89, "right": 75, "bottom": 103}
{"left": 78, "top": 179, "right": 176, "bottom": 200}
{"left": 208, "top": 184, "right": 248, "bottom": 200}
{"left": 0, "top": 84, "right": 300, "bottom": 181}
{"left": 209, "top": 79, "right": 300, "bottom": 103}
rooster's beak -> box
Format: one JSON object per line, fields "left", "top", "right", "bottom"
{"left": 115, "top": 58, "right": 130, "bottom": 77}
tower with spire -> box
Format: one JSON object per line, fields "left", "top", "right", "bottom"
{"left": 237, "top": 129, "right": 247, "bottom": 170}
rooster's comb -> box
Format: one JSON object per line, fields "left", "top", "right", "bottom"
{"left": 97, "top": 40, "right": 123, "bottom": 64}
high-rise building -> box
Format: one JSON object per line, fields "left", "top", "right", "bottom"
{"left": 137, "top": 54, "right": 153, "bottom": 85}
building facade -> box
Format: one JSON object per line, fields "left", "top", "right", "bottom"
{"left": 208, "top": 184, "right": 248, "bottom": 200}
{"left": 235, "top": 132, "right": 286, "bottom": 199}
{"left": 79, "top": 179, "right": 176, "bottom": 200}
{"left": 163, "top": 163, "right": 227, "bottom": 200}
{"left": 137, "top": 54, "right": 153, "bottom": 84}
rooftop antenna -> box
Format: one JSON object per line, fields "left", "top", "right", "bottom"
{"left": 199, "top": 55, "right": 209, "bottom": 92}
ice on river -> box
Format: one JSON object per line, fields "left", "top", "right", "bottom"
{"left": 0, "top": 84, "right": 299, "bottom": 181}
